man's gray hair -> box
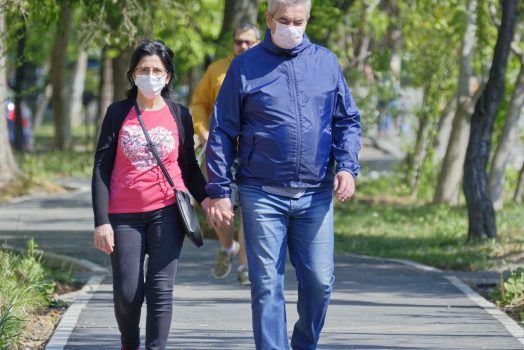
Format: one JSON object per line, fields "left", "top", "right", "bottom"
{"left": 267, "top": 0, "right": 312, "bottom": 16}
{"left": 234, "top": 23, "right": 261, "bottom": 40}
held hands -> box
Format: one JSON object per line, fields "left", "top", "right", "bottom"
{"left": 203, "top": 197, "right": 234, "bottom": 229}
{"left": 334, "top": 171, "right": 356, "bottom": 202}
{"left": 94, "top": 224, "right": 114, "bottom": 254}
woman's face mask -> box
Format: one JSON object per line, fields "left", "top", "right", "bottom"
{"left": 271, "top": 17, "right": 305, "bottom": 49}
{"left": 134, "top": 74, "right": 166, "bottom": 99}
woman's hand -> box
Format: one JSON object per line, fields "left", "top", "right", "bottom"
{"left": 204, "top": 197, "right": 234, "bottom": 229}
{"left": 200, "top": 197, "right": 212, "bottom": 213}
{"left": 94, "top": 224, "right": 114, "bottom": 254}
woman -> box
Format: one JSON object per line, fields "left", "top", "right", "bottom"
{"left": 92, "top": 39, "right": 212, "bottom": 350}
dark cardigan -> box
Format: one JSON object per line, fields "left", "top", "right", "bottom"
{"left": 91, "top": 97, "right": 207, "bottom": 227}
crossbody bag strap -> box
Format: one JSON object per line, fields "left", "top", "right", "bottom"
{"left": 134, "top": 101, "right": 176, "bottom": 190}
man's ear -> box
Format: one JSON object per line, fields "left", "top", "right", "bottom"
{"left": 265, "top": 12, "right": 272, "bottom": 31}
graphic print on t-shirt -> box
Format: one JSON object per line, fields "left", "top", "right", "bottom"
{"left": 120, "top": 125, "right": 175, "bottom": 171}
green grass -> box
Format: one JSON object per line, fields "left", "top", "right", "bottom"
{"left": 334, "top": 195, "right": 524, "bottom": 271}
{"left": 13, "top": 124, "right": 94, "bottom": 185}
{"left": 0, "top": 240, "right": 56, "bottom": 348}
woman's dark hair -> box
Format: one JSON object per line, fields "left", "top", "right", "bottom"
{"left": 126, "top": 39, "right": 175, "bottom": 99}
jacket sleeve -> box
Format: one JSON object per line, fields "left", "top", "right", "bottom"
{"left": 91, "top": 106, "right": 118, "bottom": 227}
{"left": 332, "top": 64, "right": 361, "bottom": 178}
{"left": 190, "top": 67, "right": 214, "bottom": 140}
{"left": 180, "top": 105, "right": 208, "bottom": 204}
{"left": 205, "top": 64, "right": 241, "bottom": 199}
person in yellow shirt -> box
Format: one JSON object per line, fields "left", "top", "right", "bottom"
{"left": 191, "top": 23, "right": 260, "bottom": 286}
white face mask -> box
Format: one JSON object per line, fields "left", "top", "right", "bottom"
{"left": 271, "top": 18, "right": 305, "bottom": 49}
{"left": 134, "top": 74, "right": 166, "bottom": 99}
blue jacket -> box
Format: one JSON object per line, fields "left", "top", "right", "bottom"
{"left": 205, "top": 30, "right": 361, "bottom": 199}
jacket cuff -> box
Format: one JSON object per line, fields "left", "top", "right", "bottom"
{"left": 336, "top": 164, "right": 359, "bottom": 179}
{"left": 205, "top": 183, "right": 231, "bottom": 199}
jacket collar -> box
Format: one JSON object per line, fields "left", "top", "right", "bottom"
{"left": 260, "top": 28, "right": 311, "bottom": 56}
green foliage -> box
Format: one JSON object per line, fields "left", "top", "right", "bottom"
{"left": 154, "top": 0, "right": 223, "bottom": 80}
{"left": 491, "top": 268, "right": 524, "bottom": 308}
{"left": 0, "top": 296, "right": 21, "bottom": 350}
{"left": 0, "top": 240, "right": 55, "bottom": 348}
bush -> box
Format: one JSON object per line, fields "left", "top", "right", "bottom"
{"left": 491, "top": 268, "right": 524, "bottom": 308}
{"left": 0, "top": 240, "right": 55, "bottom": 349}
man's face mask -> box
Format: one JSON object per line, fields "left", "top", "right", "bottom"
{"left": 134, "top": 74, "right": 166, "bottom": 99}
{"left": 271, "top": 17, "right": 305, "bottom": 49}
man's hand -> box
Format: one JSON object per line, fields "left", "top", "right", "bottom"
{"left": 94, "top": 224, "right": 114, "bottom": 254}
{"left": 206, "top": 198, "right": 235, "bottom": 229}
{"left": 334, "top": 171, "right": 355, "bottom": 202}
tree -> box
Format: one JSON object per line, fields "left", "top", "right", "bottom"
{"left": 50, "top": 0, "right": 73, "bottom": 150}
{"left": 68, "top": 48, "right": 88, "bottom": 128}
{"left": 218, "top": 0, "right": 259, "bottom": 43}
{"left": 432, "top": 96, "right": 457, "bottom": 165}
{"left": 489, "top": 37, "right": 524, "bottom": 210}
{"left": 13, "top": 14, "right": 27, "bottom": 151}
{"left": 463, "top": 0, "right": 518, "bottom": 240}
{"left": 95, "top": 47, "right": 113, "bottom": 142}
{"left": 514, "top": 161, "right": 524, "bottom": 203}
{"left": 0, "top": 7, "right": 20, "bottom": 187}
{"left": 401, "top": 0, "right": 463, "bottom": 196}
{"left": 434, "top": 0, "right": 478, "bottom": 205}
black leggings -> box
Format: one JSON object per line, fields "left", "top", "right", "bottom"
{"left": 109, "top": 205, "right": 185, "bottom": 350}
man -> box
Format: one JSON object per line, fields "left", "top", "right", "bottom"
{"left": 190, "top": 23, "right": 260, "bottom": 285}
{"left": 205, "top": 0, "right": 361, "bottom": 348}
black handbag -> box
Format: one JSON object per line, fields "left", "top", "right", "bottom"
{"left": 134, "top": 101, "right": 204, "bottom": 247}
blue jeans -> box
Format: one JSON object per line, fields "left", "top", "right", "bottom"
{"left": 239, "top": 185, "right": 335, "bottom": 350}
{"left": 109, "top": 205, "right": 185, "bottom": 350}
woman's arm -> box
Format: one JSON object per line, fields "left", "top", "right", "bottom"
{"left": 179, "top": 104, "right": 208, "bottom": 204}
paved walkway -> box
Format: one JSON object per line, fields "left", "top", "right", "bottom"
{"left": 1, "top": 178, "right": 524, "bottom": 349}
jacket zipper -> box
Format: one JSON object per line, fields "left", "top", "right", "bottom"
{"left": 290, "top": 59, "right": 301, "bottom": 181}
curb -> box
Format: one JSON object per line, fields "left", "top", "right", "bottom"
{"left": 45, "top": 274, "right": 106, "bottom": 350}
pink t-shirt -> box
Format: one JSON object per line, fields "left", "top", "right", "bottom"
{"left": 108, "top": 104, "right": 187, "bottom": 214}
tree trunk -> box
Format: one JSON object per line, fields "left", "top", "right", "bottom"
{"left": 514, "top": 161, "right": 524, "bottom": 204}
{"left": 432, "top": 96, "right": 457, "bottom": 165}
{"left": 34, "top": 83, "right": 51, "bottom": 130}
{"left": 464, "top": 0, "right": 518, "bottom": 240}
{"left": 14, "top": 15, "right": 27, "bottom": 152}
{"left": 218, "top": 0, "right": 259, "bottom": 43}
{"left": 489, "top": 60, "right": 524, "bottom": 210}
{"left": 112, "top": 45, "right": 133, "bottom": 102}
{"left": 50, "top": 2, "right": 73, "bottom": 150}
{"left": 434, "top": 0, "right": 478, "bottom": 205}
{"left": 68, "top": 49, "right": 88, "bottom": 128}
{"left": 406, "top": 91, "right": 431, "bottom": 196}
{"left": 95, "top": 47, "right": 114, "bottom": 143}
{"left": 0, "top": 10, "right": 20, "bottom": 187}
{"left": 352, "top": 0, "right": 371, "bottom": 70}
{"left": 383, "top": 0, "right": 402, "bottom": 77}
